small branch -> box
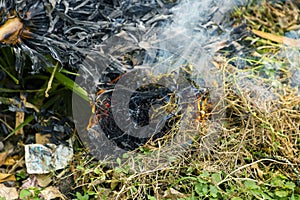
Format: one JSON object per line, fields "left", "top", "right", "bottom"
{"left": 252, "top": 29, "right": 300, "bottom": 47}
{"left": 45, "top": 62, "right": 59, "bottom": 97}
{"left": 217, "top": 158, "right": 295, "bottom": 186}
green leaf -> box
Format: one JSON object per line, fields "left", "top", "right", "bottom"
{"left": 122, "top": 153, "right": 129, "bottom": 159}
{"left": 271, "top": 176, "right": 284, "bottom": 187}
{"left": 187, "top": 196, "right": 198, "bottom": 200}
{"left": 275, "top": 190, "right": 289, "bottom": 198}
{"left": 244, "top": 180, "right": 259, "bottom": 190}
{"left": 76, "top": 192, "right": 89, "bottom": 200}
{"left": 211, "top": 173, "right": 221, "bottom": 183}
{"left": 93, "top": 168, "right": 101, "bottom": 175}
{"left": 60, "top": 68, "right": 80, "bottom": 76}
{"left": 201, "top": 171, "right": 210, "bottom": 178}
{"left": 3, "top": 115, "right": 34, "bottom": 141}
{"left": 0, "top": 64, "right": 19, "bottom": 84}
{"left": 114, "top": 167, "right": 123, "bottom": 173}
{"left": 292, "top": 194, "right": 300, "bottom": 200}
{"left": 46, "top": 66, "right": 89, "bottom": 101}
{"left": 231, "top": 198, "right": 243, "bottom": 200}
{"left": 147, "top": 195, "right": 156, "bottom": 200}
{"left": 116, "top": 158, "right": 121, "bottom": 165}
{"left": 20, "top": 189, "right": 32, "bottom": 199}
{"left": 16, "top": 170, "right": 27, "bottom": 180}
{"left": 260, "top": 192, "right": 273, "bottom": 200}
{"left": 209, "top": 185, "right": 219, "bottom": 198}
{"left": 202, "top": 184, "right": 209, "bottom": 195}
{"left": 130, "top": 186, "right": 138, "bottom": 193}
{"left": 284, "top": 181, "right": 296, "bottom": 190}
{"left": 87, "top": 190, "right": 96, "bottom": 196}
{"left": 195, "top": 183, "right": 204, "bottom": 196}
{"left": 197, "top": 177, "right": 207, "bottom": 184}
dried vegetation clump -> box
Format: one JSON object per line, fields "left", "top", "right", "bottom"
{"left": 70, "top": 60, "right": 300, "bottom": 199}
{"left": 233, "top": 0, "right": 300, "bottom": 34}
{"left": 70, "top": 1, "right": 300, "bottom": 199}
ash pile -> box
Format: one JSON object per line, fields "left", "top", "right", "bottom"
{"left": 0, "top": 0, "right": 177, "bottom": 71}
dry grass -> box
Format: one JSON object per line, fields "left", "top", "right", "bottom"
{"left": 69, "top": 55, "right": 299, "bottom": 199}
{"left": 68, "top": 0, "right": 300, "bottom": 199}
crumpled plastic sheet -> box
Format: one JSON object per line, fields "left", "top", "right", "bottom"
{"left": 1, "top": 0, "right": 176, "bottom": 72}
{"left": 25, "top": 141, "right": 73, "bottom": 174}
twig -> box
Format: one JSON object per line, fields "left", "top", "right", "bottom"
{"left": 45, "top": 62, "right": 59, "bottom": 97}
{"left": 251, "top": 29, "right": 300, "bottom": 47}
{"left": 15, "top": 93, "right": 25, "bottom": 136}
{"left": 0, "top": 97, "right": 39, "bottom": 112}
{"left": 217, "top": 158, "right": 297, "bottom": 186}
